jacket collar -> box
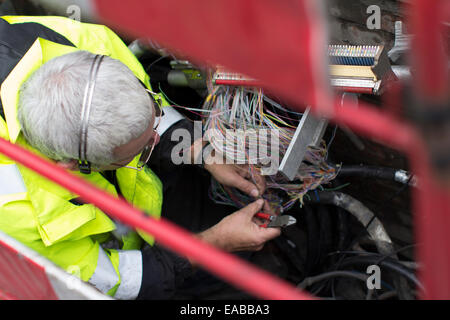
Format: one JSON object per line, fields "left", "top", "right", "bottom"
{"left": 1, "top": 37, "right": 79, "bottom": 143}
{"left": 0, "top": 38, "right": 142, "bottom": 242}
{"left": 0, "top": 36, "right": 140, "bottom": 201}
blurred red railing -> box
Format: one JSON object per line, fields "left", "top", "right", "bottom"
{"left": 0, "top": 137, "right": 311, "bottom": 300}
{"left": 0, "top": 0, "right": 448, "bottom": 299}
{"left": 92, "top": 0, "right": 450, "bottom": 299}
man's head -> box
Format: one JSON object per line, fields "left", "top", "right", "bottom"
{"left": 17, "top": 50, "right": 158, "bottom": 171}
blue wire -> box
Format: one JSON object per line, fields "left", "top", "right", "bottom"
{"left": 326, "top": 125, "right": 338, "bottom": 160}
{"left": 314, "top": 189, "right": 320, "bottom": 201}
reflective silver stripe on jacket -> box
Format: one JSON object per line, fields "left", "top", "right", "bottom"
{"left": 0, "top": 164, "right": 26, "bottom": 195}
{"left": 156, "top": 106, "right": 185, "bottom": 136}
{"left": 114, "top": 250, "right": 143, "bottom": 300}
{"left": 88, "top": 246, "right": 119, "bottom": 294}
{"left": 89, "top": 247, "right": 143, "bottom": 299}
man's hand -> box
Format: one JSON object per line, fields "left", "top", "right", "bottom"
{"left": 205, "top": 163, "right": 266, "bottom": 198}
{"left": 197, "top": 199, "right": 281, "bottom": 253}
{"left": 189, "top": 138, "right": 265, "bottom": 199}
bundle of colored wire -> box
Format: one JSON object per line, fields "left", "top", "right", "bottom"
{"left": 203, "top": 87, "right": 294, "bottom": 165}
{"left": 265, "top": 142, "right": 337, "bottom": 211}
{"left": 202, "top": 86, "right": 337, "bottom": 212}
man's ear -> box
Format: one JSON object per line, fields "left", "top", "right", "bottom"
{"left": 55, "top": 159, "right": 79, "bottom": 171}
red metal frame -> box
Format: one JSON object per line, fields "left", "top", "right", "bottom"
{"left": 0, "top": 238, "right": 58, "bottom": 300}
{"left": 0, "top": 0, "right": 448, "bottom": 299}
{"left": 335, "top": 87, "right": 374, "bottom": 95}
{"left": 92, "top": 0, "right": 449, "bottom": 298}
{"left": 84, "top": 0, "right": 450, "bottom": 299}
{"left": 0, "top": 137, "right": 311, "bottom": 300}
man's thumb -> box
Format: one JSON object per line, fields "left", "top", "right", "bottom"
{"left": 241, "top": 199, "right": 265, "bottom": 217}
{"left": 235, "top": 177, "right": 260, "bottom": 198}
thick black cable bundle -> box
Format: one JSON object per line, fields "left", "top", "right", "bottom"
{"left": 336, "top": 165, "right": 397, "bottom": 180}
{"left": 338, "top": 255, "right": 420, "bottom": 289}
{"left": 298, "top": 190, "right": 417, "bottom": 299}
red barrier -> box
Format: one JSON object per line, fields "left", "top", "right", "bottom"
{"left": 0, "top": 237, "right": 59, "bottom": 300}
{"left": 91, "top": 0, "right": 449, "bottom": 299}
{"left": 94, "top": 0, "right": 333, "bottom": 115}
{"left": 409, "top": 0, "right": 448, "bottom": 100}
{"left": 0, "top": 137, "right": 311, "bottom": 300}
{"left": 0, "top": 0, "right": 448, "bottom": 299}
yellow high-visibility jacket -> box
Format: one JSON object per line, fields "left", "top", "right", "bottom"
{"left": 0, "top": 16, "right": 167, "bottom": 298}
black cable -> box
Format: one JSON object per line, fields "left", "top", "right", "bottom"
{"left": 145, "top": 54, "right": 169, "bottom": 73}
{"left": 374, "top": 244, "right": 418, "bottom": 268}
{"left": 327, "top": 248, "right": 419, "bottom": 272}
{"left": 357, "top": 174, "right": 412, "bottom": 243}
{"left": 304, "top": 205, "right": 320, "bottom": 275}
{"left": 273, "top": 236, "right": 305, "bottom": 276}
{"left": 328, "top": 246, "right": 417, "bottom": 259}
{"left": 338, "top": 255, "right": 422, "bottom": 290}
{"left": 323, "top": 250, "right": 419, "bottom": 300}
{"left": 378, "top": 291, "right": 398, "bottom": 300}
{"left": 304, "top": 188, "right": 414, "bottom": 299}
{"left": 321, "top": 174, "right": 412, "bottom": 256}
{"left": 336, "top": 206, "right": 349, "bottom": 251}
{"left": 300, "top": 270, "right": 394, "bottom": 300}
{"left": 304, "top": 191, "right": 395, "bottom": 255}
{"left": 335, "top": 165, "right": 397, "bottom": 180}
{"left": 299, "top": 270, "right": 369, "bottom": 289}
{"left": 317, "top": 204, "right": 334, "bottom": 267}
{"left": 352, "top": 179, "right": 414, "bottom": 300}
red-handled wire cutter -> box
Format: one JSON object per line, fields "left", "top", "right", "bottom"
{"left": 255, "top": 212, "right": 296, "bottom": 228}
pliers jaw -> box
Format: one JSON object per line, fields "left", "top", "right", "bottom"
{"left": 256, "top": 213, "right": 297, "bottom": 228}
{"left": 267, "top": 215, "right": 296, "bottom": 228}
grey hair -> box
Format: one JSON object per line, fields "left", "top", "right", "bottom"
{"left": 18, "top": 50, "right": 153, "bottom": 166}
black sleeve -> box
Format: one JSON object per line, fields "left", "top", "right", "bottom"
{"left": 136, "top": 243, "right": 194, "bottom": 300}
{"left": 147, "top": 119, "right": 197, "bottom": 174}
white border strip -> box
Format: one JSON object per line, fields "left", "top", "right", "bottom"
{"left": 0, "top": 230, "right": 111, "bottom": 300}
